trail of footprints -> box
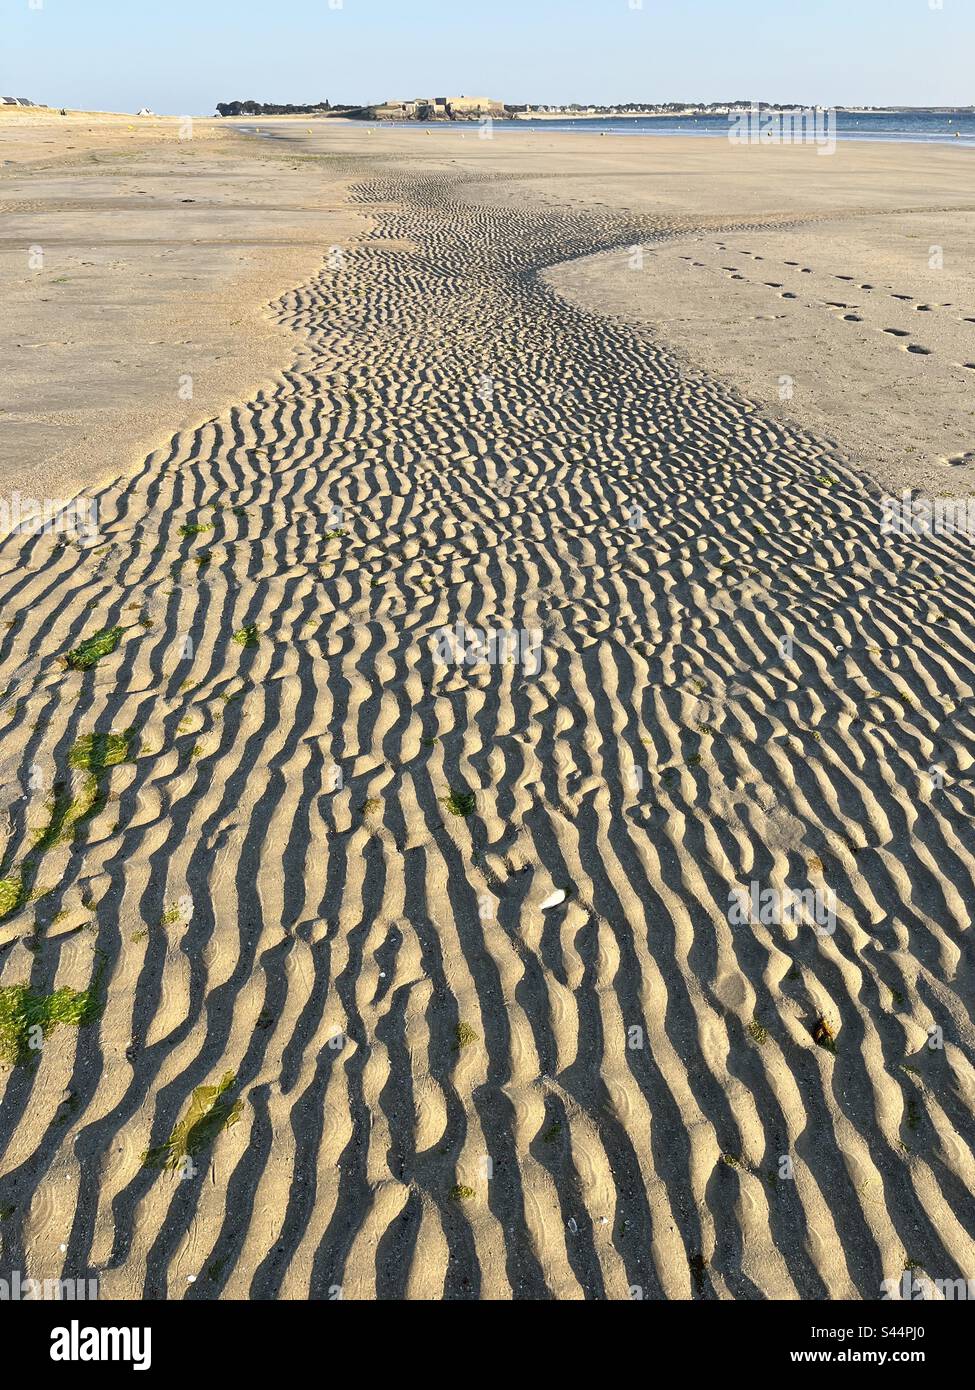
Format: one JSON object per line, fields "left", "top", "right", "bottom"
{"left": 684, "top": 243, "right": 975, "bottom": 366}
{"left": 0, "top": 167, "right": 974, "bottom": 1299}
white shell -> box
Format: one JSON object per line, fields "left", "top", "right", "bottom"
{"left": 540, "top": 890, "right": 567, "bottom": 911}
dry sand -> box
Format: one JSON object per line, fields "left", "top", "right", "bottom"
{"left": 547, "top": 204, "right": 975, "bottom": 492}
{"left": 0, "top": 119, "right": 974, "bottom": 1301}
{"left": 0, "top": 115, "right": 363, "bottom": 502}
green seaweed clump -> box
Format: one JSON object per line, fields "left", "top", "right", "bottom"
{"left": 141, "top": 1071, "right": 242, "bottom": 1171}
{"left": 0, "top": 983, "right": 101, "bottom": 1066}
{"left": 813, "top": 1015, "right": 836, "bottom": 1055}
{"left": 31, "top": 778, "right": 103, "bottom": 852}
{"left": 0, "top": 876, "right": 25, "bottom": 920}
{"left": 68, "top": 730, "right": 134, "bottom": 773}
{"left": 65, "top": 626, "right": 123, "bottom": 672}
{"left": 233, "top": 626, "right": 259, "bottom": 649}
{"left": 442, "top": 788, "right": 476, "bottom": 818}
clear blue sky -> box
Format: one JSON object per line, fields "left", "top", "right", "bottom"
{"left": 2, "top": 0, "right": 971, "bottom": 116}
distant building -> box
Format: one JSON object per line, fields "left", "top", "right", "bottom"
{"left": 366, "top": 94, "right": 504, "bottom": 122}
{"left": 446, "top": 95, "right": 502, "bottom": 116}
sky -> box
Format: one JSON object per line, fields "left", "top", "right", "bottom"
{"left": 1, "top": 0, "right": 972, "bottom": 116}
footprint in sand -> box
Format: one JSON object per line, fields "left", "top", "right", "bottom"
{"left": 824, "top": 302, "right": 865, "bottom": 324}
{"left": 940, "top": 450, "right": 975, "bottom": 467}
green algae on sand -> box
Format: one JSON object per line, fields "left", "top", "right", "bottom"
{"left": 141, "top": 1072, "right": 243, "bottom": 1172}
{"left": 65, "top": 626, "right": 123, "bottom": 672}
{"left": 441, "top": 788, "right": 476, "bottom": 818}
{"left": 0, "top": 982, "right": 101, "bottom": 1066}
{"left": 68, "top": 729, "right": 135, "bottom": 772}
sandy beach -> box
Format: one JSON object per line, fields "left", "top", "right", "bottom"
{"left": 1, "top": 115, "right": 974, "bottom": 1301}
{"left": 0, "top": 114, "right": 361, "bottom": 502}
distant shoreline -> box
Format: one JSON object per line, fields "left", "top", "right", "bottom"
{"left": 513, "top": 106, "right": 974, "bottom": 120}
{"left": 291, "top": 111, "right": 975, "bottom": 150}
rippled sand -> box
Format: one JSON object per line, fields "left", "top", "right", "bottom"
{"left": 1, "top": 138, "right": 974, "bottom": 1300}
